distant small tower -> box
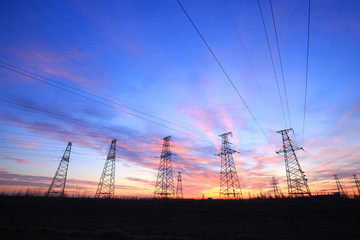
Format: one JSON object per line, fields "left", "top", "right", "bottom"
{"left": 154, "top": 136, "right": 175, "bottom": 199}
{"left": 334, "top": 175, "right": 347, "bottom": 197}
{"left": 95, "top": 139, "right": 116, "bottom": 198}
{"left": 47, "top": 142, "right": 72, "bottom": 197}
{"left": 271, "top": 177, "right": 281, "bottom": 198}
{"left": 354, "top": 175, "right": 360, "bottom": 196}
{"left": 216, "top": 132, "right": 242, "bottom": 200}
{"left": 276, "top": 128, "right": 311, "bottom": 197}
{"left": 176, "top": 171, "right": 183, "bottom": 199}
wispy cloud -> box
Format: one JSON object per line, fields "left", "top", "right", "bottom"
{"left": 15, "top": 158, "right": 40, "bottom": 165}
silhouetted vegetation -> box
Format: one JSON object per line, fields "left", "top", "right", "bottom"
{"left": 0, "top": 195, "right": 359, "bottom": 239}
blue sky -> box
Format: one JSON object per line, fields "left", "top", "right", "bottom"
{"left": 0, "top": 0, "right": 359, "bottom": 198}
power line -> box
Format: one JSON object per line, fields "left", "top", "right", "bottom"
{"left": 0, "top": 145, "right": 66, "bottom": 153}
{"left": 1, "top": 121, "right": 171, "bottom": 158}
{"left": 0, "top": 61, "right": 213, "bottom": 143}
{"left": 0, "top": 149, "right": 95, "bottom": 166}
{"left": 177, "top": 0, "right": 274, "bottom": 148}
{"left": 3, "top": 122, "right": 252, "bottom": 160}
{"left": 0, "top": 127, "right": 279, "bottom": 182}
{"left": 302, "top": 148, "right": 323, "bottom": 166}
{"left": 0, "top": 132, "right": 155, "bottom": 161}
{"left": 269, "top": 0, "right": 292, "bottom": 127}
{"left": 0, "top": 99, "right": 132, "bottom": 137}
{"left": 0, "top": 53, "right": 250, "bottom": 151}
{"left": 0, "top": 150, "right": 60, "bottom": 159}
{"left": 0, "top": 25, "right": 250, "bottom": 151}
{"left": 1, "top": 121, "right": 214, "bottom": 157}
{"left": 302, "top": 0, "right": 311, "bottom": 147}
{"left": 0, "top": 24, "right": 169, "bottom": 106}
{"left": 0, "top": 99, "right": 162, "bottom": 159}
{"left": 0, "top": 53, "right": 229, "bottom": 147}
{"left": 223, "top": 0, "right": 267, "bottom": 104}
{"left": 0, "top": 129, "right": 77, "bottom": 143}
{"left": 0, "top": 125, "right": 215, "bottom": 159}
{"left": 0, "top": 119, "right": 176, "bottom": 148}
{"left": 0, "top": 132, "right": 157, "bottom": 161}
{"left": 257, "top": 0, "right": 288, "bottom": 128}
{"left": 0, "top": 25, "right": 216, "bottom": 128}
{"left": 1, "top": 107, "right": 246, "bottom": 159}
{"left": 172, "top": 143, "right": 217, "bottom": 158}
{"left": 0, "top": 129, "right": 106, "bottom": 154}
{"left": 0, "top": 112, "right": 216, "bottom": 158}
{"left": 0, "top": 54, "right": 164, "bottom": 117}
{"left": 1, "top": 112, "right": 217, "bottom": 161}
{"left": 0, "top": 121, "right": 117, "bottom": 142}
{"left": 0, "top": 59, "right": 207, "bottom": 137}
{"left": 0, "top": 139, "right": 102, "bottom": 155}
{"left": 0, "top": 101, "right": 154, "bottom": 155}
{"left": 2, "top": 135, "right": 217, "bottom": 169}
{"left": 0, "top": 131, "right": 218, "bottom": 170}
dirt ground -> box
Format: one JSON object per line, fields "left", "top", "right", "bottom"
{"left": 0, "top": 196, "right": 359, "bottom": 239}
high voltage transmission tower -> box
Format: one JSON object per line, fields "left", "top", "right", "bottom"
{"left": 47, "top": 142, "right": 72, "bottom": 197}
{"left": 334, "top": 175, "right": 347, "bottom": 197}
{"left": 276, "top": 128, "right": 311, "bottom": 197}
{"left": 154, "top": 136, "right": 175, "bottom": 199}
{"left": 271, "top": 177, "right": 281, "bottom": 198}
{"left": 354, "top": 175, "right": 360, "bottom": 196}
{"left": 176, "top": 171, "right": 183, "bottom": 199}
{"left": 216, "top": 132, "right": 242, "bottom": 200}
{"left": 95, "top": 139, "right": 116, "bottom": 198}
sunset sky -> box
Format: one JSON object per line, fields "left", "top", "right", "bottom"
{"left": 0, "top": 0, "right": 359, "bottom": 198}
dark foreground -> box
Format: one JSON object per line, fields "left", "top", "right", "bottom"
{"left": 0, "top": 196, "right": 359, "bottom": 240}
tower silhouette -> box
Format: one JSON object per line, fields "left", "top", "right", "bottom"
{"left": 276, "top": 128, "right": 311, "bottom": 197}
{"left": 271, "top": 177, "right": 281, "bottom": 198}
{"left": 154, "top": 136, "right": 175, "bottom": 199}
{"left": 353, "top": 174, "right": 360, "bottom": 196}
{"left": 47, "top": 142, "right": 72, "bottom": 197}
{"left": 95, "top": 139, "right": 116, "bottom": 198}
{"left": 217, "top": 132, "right": 242, "bottom": 200}
{"left": 176, "top": 171, "right": 183, "bottom": 199}
{"left": 334, "top": 175, "right": 347, "bottom": 197}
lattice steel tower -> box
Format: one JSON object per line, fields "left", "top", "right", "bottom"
{"left": 217, "top": 132, "right": 242, "bottom": 200}
{"left": 47, "top": 142, "right": 72, "bottom": 197}
{"left": 176, "top": 171, "right": 183, "bottom": 199}
{"left": 354, "top": 175, "right": 360, "bottom": 196}
{"left": 276, "top": 128, "right": 311, "bottom": 197}
{"left": 95, "top": 139, "right": 116, "bottom": 198}
{"left": 334, "top": 175, "right": 347, "bottom": 197}
{"left": 154, "top": 136, "right": 175, "bottom": 199}
{"left": 271, "top": 177, "right": 281, "bottom": 198}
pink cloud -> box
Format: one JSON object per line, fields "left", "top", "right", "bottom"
{"left": 15, "top": 158, "right": 40, "bottom": 165}
{"left": 126, "top": 177, "right": 153, "bottom": 186}
{"left": 311, "top": 102, "right": 360, "bottom": 147}
{"left": 3, "top": 47, "right": 106, "bottom": 91}
{"left": 176, "top": 106, "right": 223, "bottom": 150}
{"left": 5, "top": 155, "right": 40, "bottom": 165}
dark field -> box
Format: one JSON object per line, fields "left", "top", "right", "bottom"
{"left": 0, "top": 196, "right": 359, "bottom": 240}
